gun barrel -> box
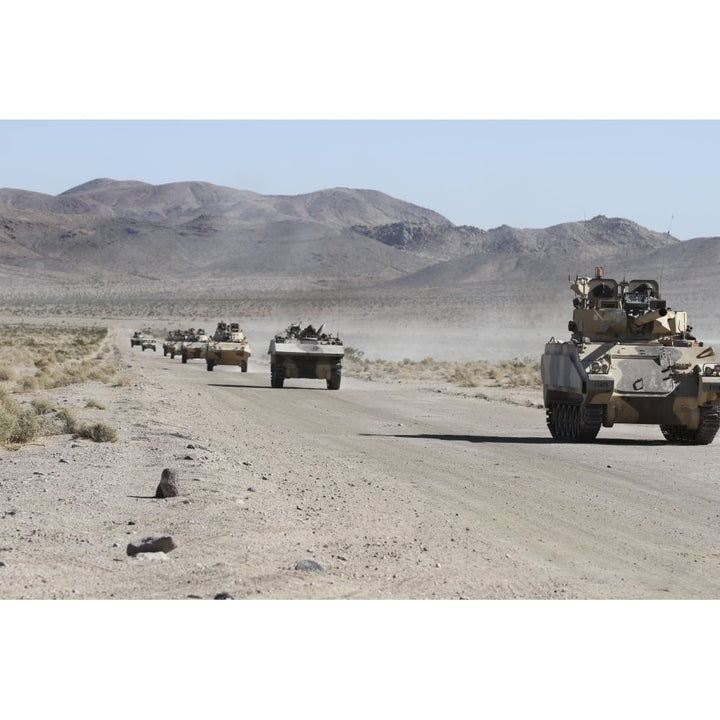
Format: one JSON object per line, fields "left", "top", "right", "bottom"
{"left": 633, "top": 307, "right": 668, "bottom": 326}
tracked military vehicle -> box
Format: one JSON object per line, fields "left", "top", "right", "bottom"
{"left": 163, "top": 330, "right": 188, "bottom": 358}
{"left": 131, "top": 331, "right": 144, "bottom": 348}
{"left": 181, "top": 329, "right": 209, "bottom": 363}
{"left": 268, "top": 323, "right": 344, "bottom": 389}
{"left": 205, "top": 322, "right": 251, "bottom": 372}
{"left": 541, "top": 267, "right": 720, "bottom": 444}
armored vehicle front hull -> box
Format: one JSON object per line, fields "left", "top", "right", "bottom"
{"left": 181, "top": 341, "right": 207, "bottom": 363}
{"left": 541, "top": 339, "right": 720, "bottom": 443}
{"left": 205, "top": 342, "right": 251, "bottom": 372}
{"left": 268, "top": 339, "right": 344, "bottom": 389}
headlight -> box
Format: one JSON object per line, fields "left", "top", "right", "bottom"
{"left": 588, "top": 357, "right": 610, "bottom": 374}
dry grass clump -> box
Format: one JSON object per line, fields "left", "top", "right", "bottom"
{"left": 0, "top": 363, "right": 17, "bottom": 382}
{"left": 0, "top": 388, "right": 39, "bottom": 444}
{"left": 0, "top": 324, "right": 119, "bottom": 391}
{"left": 344, "top": 348, "right": 541, "bottom": 388}
{"left": 0, "top": 398, "right": 119, "bottom": 447}
{"left": 0, "top": 324, "right": 121, "bottom": 446}
{"left": 76, "top": 422, "right": 118, "bottom": 443}
{"left": 448, "top": 358, "right": 541, "bottom": 387}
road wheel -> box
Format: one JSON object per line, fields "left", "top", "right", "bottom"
{"left": 270, "top": 362, "right": 284, "bottom": 388}
{"left": 547, "top": 402, "right": 601, "bottom": 442}
{"left": 327, "top": 366, "right": 341, "bottom": 390}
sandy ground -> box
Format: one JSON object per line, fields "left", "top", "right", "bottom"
{"left": 3, "top": 318, "right": 718, "bottom": 719}
{"left": 2, "top": 320, "right": 720, "bottom": 601}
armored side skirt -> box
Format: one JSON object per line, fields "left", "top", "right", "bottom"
{"left": 542, "top": 340, "right": 720, "bottom": 428}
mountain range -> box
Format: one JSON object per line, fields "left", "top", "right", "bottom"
{"left": 0, "top": 179, "right": 717, "bottom": 299}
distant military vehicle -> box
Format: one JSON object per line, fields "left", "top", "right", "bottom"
{"left": 131, "top": 331, "right": 144, "bottom": 348}
{"left": 268, "top": 322, "right": 344, "bottom": 389}
{"left": 163, "top": 329, "right": 192, "bottom": 359}
{"left": 205, "top": 322, "right": 251, "bottom": 372}
{"left": 181, "top": 329, "right": 209, "bottom": 363}
{"left": 141, "top": 338, "right": 157, "bottom": 352}
{"left": 541, "top": 267, "right": 720, "bottom": 443}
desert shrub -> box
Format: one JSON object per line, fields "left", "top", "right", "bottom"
{"left": 30, "top": 397, "right": 55, "bottom": 415}
{"left": 0, "top": 364, "right": 17, "bottom": 382}
{"left": 0, "top": 323, "right": 117, "bottom": 391}
{"left": 77, "top": 422, "right": 118, "bottom": 443}
{"left": 343, "top": 346, "right": 365, "bottom": 362}
{"left": 54, "top": 407, "right": 79, "bottom": 434}
{"left": 85, "top": 397, "right": 106, "bottom": 410}
{"left": 345, "top": 355, "right": 542, "bottom": 388}
{"left": 0, "top": 389, "right": 39, "bottom": 444}
{"left": 112, "top": 375, "right": 132, "bottom": 387}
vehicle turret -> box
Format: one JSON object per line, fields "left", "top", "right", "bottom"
{"left": 567, "top": 267, "right": 691, "bottom": 343}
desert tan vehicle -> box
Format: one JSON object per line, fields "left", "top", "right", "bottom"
{"left": 541, "top": 267, "right": 720, "bottom": 443}
{"left": 141, "top": 338, "right": 157, "bottom": 352}
{"left": 268, "top": 323, "right": 344, "bottom": 389}
{"left": 181, "top": 329, "right": 209, "bottom": 364}
{"left": 205, "top": 322, "right": 251, "bottom": 372}
{"left": 163, "top": 329, "right": 191, "bottom": 359}
{"left": 131, "top": 331, "right": 144, "bottom": 347}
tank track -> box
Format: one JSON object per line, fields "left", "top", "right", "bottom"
{"left": 660, "top": 406, "right": 720, "bottom": 445}
{"left": 546, "top": 402, "right": 603, "bottom": 442}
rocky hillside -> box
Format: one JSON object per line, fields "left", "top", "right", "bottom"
{"left": 0, "top": 178, "right": 710, "bottom": 297}
{"left": 0, "top": 179, "right": 450, "bottom": 227}
{"left": 352, "top": 215, "right": 677, "bottom": 262}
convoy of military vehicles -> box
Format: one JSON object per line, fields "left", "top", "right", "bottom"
{"left": 135, "top": 320, "right": 342, "bottom": 389}
{"left": 130, "top": 269, "right": 720, "bottom": 444}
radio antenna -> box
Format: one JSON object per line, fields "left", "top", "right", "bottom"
{"left": 660, "top": 214, "right": 673, "bottom": 283}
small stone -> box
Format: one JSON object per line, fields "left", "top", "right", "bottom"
{"left": 295, "top": 559, "right": 324, "bottom": 572}
{"left": 131, "top": 551, "right": 168, "bottom": 562}
{"left": 126, "top": 535, "right": 177, "bottom": 556}
{"left": 214, "top": 592, "right": 234, "bottom": 599}
{"left": 156, "top": 468, "right": 180, "bottom": 498}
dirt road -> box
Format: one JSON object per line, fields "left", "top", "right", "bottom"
{"left": 1, "top": 321, "right": 719, "bottom": 599}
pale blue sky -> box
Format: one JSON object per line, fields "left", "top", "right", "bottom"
{"left": 2, "top": 5, "right": 720, "bottom": 241}
{"left": 1, "top": 119, "right": 718, "bottom": 240}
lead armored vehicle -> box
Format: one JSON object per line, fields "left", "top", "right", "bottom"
{"left": 131, "top": 331, "right": 144, "bottom": 348}
{"left": 205, "top": 322, "right": 251, "bottom": 372}
{"left": 268, "top": 323, "right": 344, "bottom": 389}
{"left": 541, "top": 267, "right": 720, "bottom": 443}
